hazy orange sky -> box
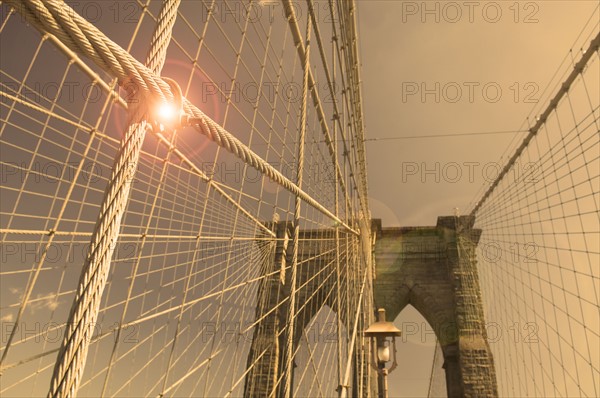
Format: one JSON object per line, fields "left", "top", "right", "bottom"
{"left": 357, "top": 1, "right": 599, "bottom": 396}
{"left": 359, "top": 0, "right": 598, "bottom": 226}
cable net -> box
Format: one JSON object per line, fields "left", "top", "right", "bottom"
{"left": 0, "top": 1, "right": 373, "bottom": 396}
{"left": 470, "top": 22, "right": 600, "bottom": 397}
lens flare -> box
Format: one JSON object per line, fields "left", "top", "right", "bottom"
{"left": 157, "top": 102, "right": 177, "bottom": 121}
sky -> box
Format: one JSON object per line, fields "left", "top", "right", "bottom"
{"left": 356, "top": 1, "right": 599, "bottom": 396}
{"left": 358, "top": 0, "right": 599, "bottom": 226}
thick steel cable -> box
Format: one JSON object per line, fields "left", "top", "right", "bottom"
{"left": 5, "top": 0, "right": 358, "bottom": 236}
{"left": 2, "top": 28, "right": 274, "bottom": 238}
{"left": 99, "top": 130, "right": 178, "bottom": 396}
{"left": 46, "top": 1, "right": 180, "bottom": 396}
{"left": 283, "top": 16, "right": 311, "bottom": 398}
{"left": 182, "top": 103, "right": 358, "bottom": 235}
{"left": 3, "top": 0, "right": 366, "bottom": 392}
{"left": 0, "top": 3, "right": 371, "bottom": 395}
{"left": 470, "top": 32, "right": 600, "bottom": 216}
{"left": 5, "top": 0, "right": 171, "bottom": 102}
{"left": 331, "top": 34, "right": 345, "bottom": 394}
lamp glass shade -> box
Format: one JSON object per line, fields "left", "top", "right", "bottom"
{"left": 377, "top": 345, "right": 390, "bottom": 363}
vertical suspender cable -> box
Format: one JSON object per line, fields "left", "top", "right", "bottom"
{"left": 283, "top": 15, "right": 311, "bottom": 398}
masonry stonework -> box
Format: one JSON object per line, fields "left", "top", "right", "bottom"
{"left": 245, "top": 216, "right": 497, "bottom": 397}
{"left": 373, "top": 216, "right": 498, "bottom": 398}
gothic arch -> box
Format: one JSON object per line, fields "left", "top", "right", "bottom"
{"left": 372, "top": 216, "right": 497, "bottom": 398}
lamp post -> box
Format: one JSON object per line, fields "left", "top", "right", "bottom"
{"left": 365, "top": 308, "right": 402, "bottom": 398}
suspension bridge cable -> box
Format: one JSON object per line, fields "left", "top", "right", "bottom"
{"left": 1, "top": 1, "right": 372, "bottom": 396}
{"left": 47, "top": 1, "right": 180, "bottom": 396}
{"left": 470, "top": 32, "right": 600, "bottom": 216}
{"left": 4, "top": 0, "right": 358, "bottom": 236}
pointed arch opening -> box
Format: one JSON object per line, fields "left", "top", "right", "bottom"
{"left": 388, "top": 304, "right": 447, "bottom": 398}
{"left": 292, "top": 304, "right": 347, "bottom": 397}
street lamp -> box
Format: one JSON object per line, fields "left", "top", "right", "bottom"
{"left": 365, "top": 308, "right": 401, "bottom": 398}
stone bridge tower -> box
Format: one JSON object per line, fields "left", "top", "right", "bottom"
{"left": 373, "top": 216, "right": 498, "bottom": 397}
{"left": 243, "top": 221, "right": 373, "bottom": 397}
{"left": 244, "top": 216, "right": 497, "bottom": 397}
